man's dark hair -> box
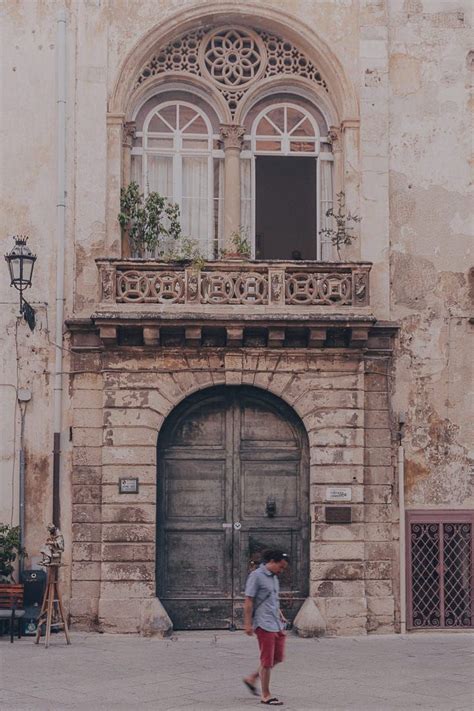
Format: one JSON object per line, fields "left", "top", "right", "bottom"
{"left": 262, "top": 549, "right": 290, "bottom": 563}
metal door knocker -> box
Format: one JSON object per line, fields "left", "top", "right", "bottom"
{"left": 265, "top": 497, "right": 276, "bottom": 517}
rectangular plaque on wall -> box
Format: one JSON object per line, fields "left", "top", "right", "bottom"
{"left": 119, "top": 477, "right": 139, "bottom": 494}
{"left": 325, "top": 506, "right": 352, "bottom": 524}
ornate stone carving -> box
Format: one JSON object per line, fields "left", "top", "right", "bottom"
{"left": 201, "top": 28, "right": 265, "bottom": 88}
{"left": 353, "top": 271, "right": 369, "bottom": 305}
{"left": 101, "top": 265, "right": 116, "bottom": 302}
{"left": 186, "top": 269, "right": 200, "bottom": 302}
{"left": 219, "top": 124, "right": 245, "bottom": 149}
{"left": 122, "top": 121, "right": 136, "bottom": 147}
{"left": 285, "top": 271, "right": 352, "bottom": 305}
{"left": 328, "top": 125, "right": 341, "bottom": 147}
{"left": 111, "top": 262, "right": 369, "bottom": 307}
{"left": 135, "top": 26, "right": 328, "bottom": 118}
{"left": 117, "top": 270, "right": 185, "bottom": 303}
{"left": 270, "top": 270, "right": 284, "bottom": 305}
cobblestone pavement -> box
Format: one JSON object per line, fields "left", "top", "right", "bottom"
{"left": 1, "top": 631, "right": 473, "bottom": 710}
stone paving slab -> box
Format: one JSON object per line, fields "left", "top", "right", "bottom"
{"left": 0, "top": 631, "right": 473, "bottom": 710}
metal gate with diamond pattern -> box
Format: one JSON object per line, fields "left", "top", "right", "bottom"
{"left": 407, "top": 511, "right": 473, "bottom": 629}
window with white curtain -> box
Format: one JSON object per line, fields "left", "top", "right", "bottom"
{"left": 131, "top": 101, "right": 223, "bottom": 258}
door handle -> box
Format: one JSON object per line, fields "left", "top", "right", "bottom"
{"left": 234, "top": 522, "right": 242, "bottom": 530}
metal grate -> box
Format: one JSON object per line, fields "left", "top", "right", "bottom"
{"left": 411, "top": 523, "right": 441, "bottom": 627}
{"left": 443, "top": 523, "right": 472, "bottom": 627}
{"left": 408, "top": 513, "right": 473, "bottom": 629}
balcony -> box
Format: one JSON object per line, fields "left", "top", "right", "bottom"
{"left": 66, "top": 258, "right": 384, "bottom": 350}
{"left": 97, "top": 259, "right": 371, "bottom": 309}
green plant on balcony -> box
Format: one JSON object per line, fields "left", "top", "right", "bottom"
{"left": 319, "top": 192, "right": 362, "bottom": 260}
{"left": 119, "top": 182, "right": 183, "bottom": 256}
{"left": 220, "top": 226, "right": 251, "bottom": 259}
{"left": 0, "top": 524, "right": 26, "bottom": 583}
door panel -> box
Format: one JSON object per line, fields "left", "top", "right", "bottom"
{"left": 241, "top": 461, "right": 299, "bottom": 518}
{"left": 157, "top": 386, "right": 309, "bottom": 629}
{"left": 164, "top": 459, "right": 226, "bottom": 519}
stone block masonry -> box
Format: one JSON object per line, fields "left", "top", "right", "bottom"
{"left": 69, "top": 343, "right": 397, "bottom": 636}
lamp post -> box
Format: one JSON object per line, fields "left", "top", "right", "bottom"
{"left": 4, "top": 235, "right": 37, "bottom": 330}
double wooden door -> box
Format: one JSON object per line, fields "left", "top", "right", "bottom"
{"left": 157, "top": 386, "right": 309, "bottom": 630}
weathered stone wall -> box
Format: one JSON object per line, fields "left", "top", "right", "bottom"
{"left": 388, "top": 1, "right": 473, "bottom": 508}
{"left": 69, "top": 348, "right": 396, "bottom": 635}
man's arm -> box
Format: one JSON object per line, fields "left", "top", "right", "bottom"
{"left": 244, "top": 595, "right": 254, "bottom": 636}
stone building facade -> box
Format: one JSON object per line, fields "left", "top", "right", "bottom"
{"left": 1, "top": 0, "right": 472, "bottom": 636}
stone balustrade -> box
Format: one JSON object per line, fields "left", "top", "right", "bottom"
{"left": 96, "top": 259, "right": 371, "bottom": 308}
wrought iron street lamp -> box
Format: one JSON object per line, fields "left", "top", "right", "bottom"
{"left": 4, "top": 235, "right": 37, "bottom": 330}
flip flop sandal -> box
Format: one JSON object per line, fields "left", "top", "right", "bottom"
{"left": 243, "top": 679, "right": 259, "bottom": 696}
{"left": 261, "top": 699, "right": 283, "bottom": 706}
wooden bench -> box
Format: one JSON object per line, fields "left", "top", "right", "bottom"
{"left": 0, "top": 584, "right": 25, "bottom": 642}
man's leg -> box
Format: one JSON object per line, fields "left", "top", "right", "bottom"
{"left": 259, "top": 664, "right": 272, "bottom": 700}
{"left": 256, "top": 629, "right": 278, "bottom": 702}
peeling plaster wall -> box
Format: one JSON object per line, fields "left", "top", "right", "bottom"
{"left": 388, "top": 0, "right": 473, "bottom": 508}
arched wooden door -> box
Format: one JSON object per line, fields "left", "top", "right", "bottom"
{"left": 157, "top": 386, "right": 309, "bottom": 630}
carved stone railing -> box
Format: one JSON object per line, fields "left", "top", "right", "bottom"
{"left": 97, "top": 260, "right": 371, "bottom": 308}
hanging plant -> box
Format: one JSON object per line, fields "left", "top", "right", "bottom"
{"left": 0, "top": 524, "right": 26, "bottom": 583}
{"left": 118, "top": 182, "right": 183, "bottom": 255}
{"left": 319, "top": 192, "right": 362, "bottom": 260}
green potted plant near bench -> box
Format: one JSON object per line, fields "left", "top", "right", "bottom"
{"left": 0, "top": 524, "right": 26, "bottom": 641}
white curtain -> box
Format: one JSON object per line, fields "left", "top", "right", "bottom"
{"left": 320, "top": 159, "right": 334, "bottom": 261}
{"left": 182, "top": 156, "right": 209, "bottom": 257}
{"left": 147, "top": 155, "right": 173, "bottom": 199}
{"left": 144, "top": 155, "right": 174, "bottom": 257}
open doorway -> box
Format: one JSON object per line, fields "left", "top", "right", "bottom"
{"left": 255, "top": 156, "right": 316, "bottom": 260}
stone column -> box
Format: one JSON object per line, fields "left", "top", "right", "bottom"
{"left": 105, "top": 113, "right": 125, "bottom": 257}
{"left": 121, "top": 121, "right": 136, "bottom": 258}
{"left": 122, "top": 121, "right": 136, "bottom": 187}
{"left": 220, "top": 124, "right": 245, "bottom": 250}
{"left": 328, "top": 125, "right": 343, "bottom": 197}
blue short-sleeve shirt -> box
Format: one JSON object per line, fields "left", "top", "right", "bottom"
{"left": 245, "top": 563, "right": 283, "bottom": 632}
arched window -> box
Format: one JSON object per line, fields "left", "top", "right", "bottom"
{"left": 131, "top": 99, "right": 224, "bottom": 258}
{"left": 241, "top": 100, "right": 333, "bottom": 260}
{"left": 123, "top": 25, "right": 343, "bottom": 262}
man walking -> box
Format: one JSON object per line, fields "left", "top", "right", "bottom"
{"left": 243, "top": 550, "right": 289, "bottom": 706}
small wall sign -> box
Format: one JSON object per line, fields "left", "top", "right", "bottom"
{"left": 326, "top": 506, "right": 352, "bottom": 524}
{"left": 325, "top": 487, "right": 352, "bottom": 502}
{"left": 119, "top": 477, "right": 139, "bottom": 494}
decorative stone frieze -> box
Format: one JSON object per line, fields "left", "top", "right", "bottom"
{"left": 96, "top": 260, "right": 371, "bottom": 308}
{"left": 135, "top": 26, "right": 328, "bottom": 117}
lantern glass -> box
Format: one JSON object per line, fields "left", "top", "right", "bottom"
{"left": 5, "top": 238, "right": 36, "bottom": 290}
{"left": 21, "top": 255, "right": 35, "bottom": 287}
{"left": 8, "top": 255, "right": 22, "bottom": 284}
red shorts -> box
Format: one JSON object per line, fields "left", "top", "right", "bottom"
{"left": 255, "top": 627, "right": 286, "bottom": 668}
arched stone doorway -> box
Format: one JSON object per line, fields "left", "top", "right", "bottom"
{"left": 157, "top": 385, "right": 309, "bottom": 630}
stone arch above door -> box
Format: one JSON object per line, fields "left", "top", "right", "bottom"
{"left": 156, "top": 384, "right": 310, "bottom": 629}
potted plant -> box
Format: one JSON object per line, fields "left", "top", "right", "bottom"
{"left": 118, "top": 182, "right": 183, "bottom": 257}
{"left": 220, "top": 227, "right": 251, "bottom": 260}
{"left": 319, "top": 192, "right": 362, "bottom": 260}
{"left": 0, "top": 524, "right": 26, "bottom": 583}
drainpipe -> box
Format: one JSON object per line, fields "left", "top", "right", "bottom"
{"left": 52, "top": 6, "right": 67, "bottom": 527}
{"left": 398, "top": 414, "right": 406, "bottom": 634}
{"left": 18, "top": 390, "right": 31, "bottom": 576}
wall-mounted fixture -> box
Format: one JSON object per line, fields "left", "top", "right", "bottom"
{"left": 265, "top": 496, "right": 276, "bottom": 518}
{"left": 4, "top": 235, "right": 37, "bottom": 330}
